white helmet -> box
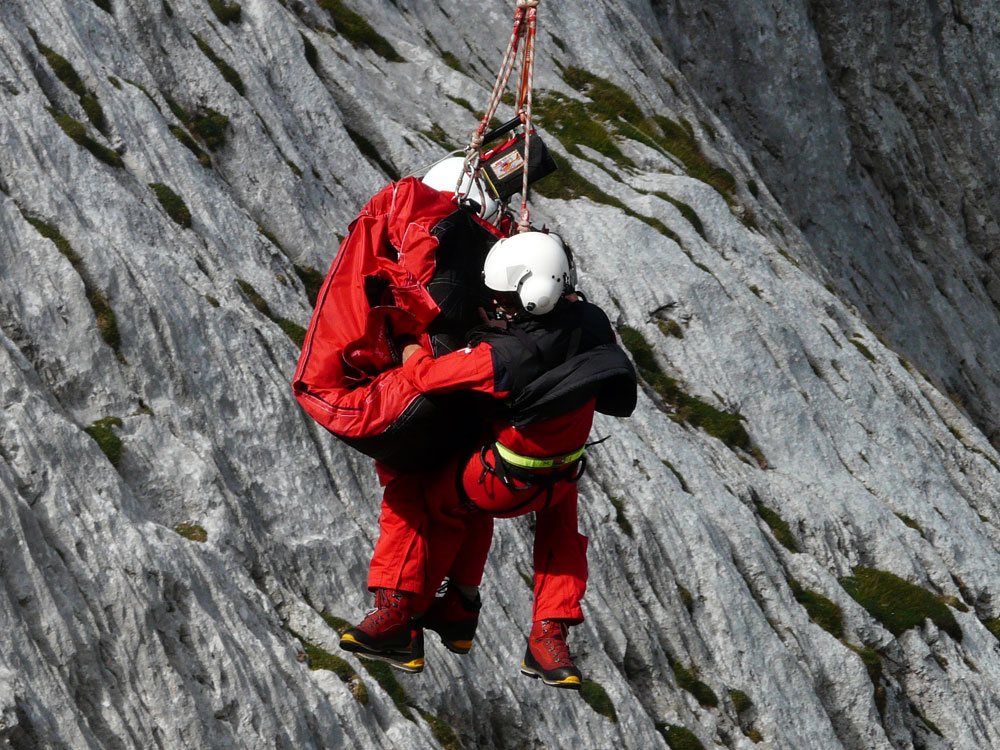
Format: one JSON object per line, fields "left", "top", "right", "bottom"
{"left": 421, "top": 156, "right": 499, "bottom": 222}
{"left": 483, "top": 232, "right": 571, "bottom": 315}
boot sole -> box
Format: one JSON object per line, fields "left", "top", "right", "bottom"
{"left": 437, "top": 636, "right": 473, "bottom": 655}
{"left": 339, "top": 633, "right": 425, "bottom": 673}
{"left": 519, "top": 662, "right": 582, "bottom": 690}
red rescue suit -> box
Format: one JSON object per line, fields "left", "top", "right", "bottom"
{"left": 368, "top": 298, "right": 638, "bottom": 623}
{"left": 368, "top": 343, "right": 594, "bottom": 623}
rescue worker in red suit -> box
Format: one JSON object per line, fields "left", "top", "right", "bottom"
{"left": 340, "top": 231, "right": 638, "bottom": 689}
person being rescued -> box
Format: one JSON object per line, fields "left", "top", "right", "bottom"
{"left": 338, "top": 230, "right": 638, "bottom": 690}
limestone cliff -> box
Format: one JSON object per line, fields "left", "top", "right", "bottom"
{"left": 1, "top": 1, "right": 998, "bottom": 748}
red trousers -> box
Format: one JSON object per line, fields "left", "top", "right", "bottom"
{"left": 367, "top": 450, "right": 589, "bottom": 623}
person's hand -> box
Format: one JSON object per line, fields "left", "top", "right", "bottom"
{"left": 402, "top": 343, "right": 423, "bottom": 362}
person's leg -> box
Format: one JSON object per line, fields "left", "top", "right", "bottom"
{"left": 519, "top": 482, "right": 586, "bottom": 689}
{"left": 418, "top": 452, "right": 496, "bottom": 653}
{"left": 366, "top": 472, "right": 430, "bottom": 594}
{"left": 531, "top": 484, "right": 588, "bottom": 624}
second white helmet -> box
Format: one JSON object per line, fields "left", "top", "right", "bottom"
{"left": 483, "top": 232, "right": 571, "bottom": 315}
{"left": 421, "top": 156, "right": 500, "bottom": 222}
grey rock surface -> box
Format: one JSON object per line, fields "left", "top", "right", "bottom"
{"left": 0, "top": 1, "right": 998, "bottom": 748}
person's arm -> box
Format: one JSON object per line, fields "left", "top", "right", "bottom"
{"left": 400, "top": 342, "right": 510, "bottom": 398}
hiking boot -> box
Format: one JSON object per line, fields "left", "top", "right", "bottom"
{"left": 419, "top": 583, "right": 481, "bottom": 654}
{"left": 339, "top": 589, "right": 425, "bottom": 673}
{"left": 520, "top": 619, "right": 582, "bottom": 689}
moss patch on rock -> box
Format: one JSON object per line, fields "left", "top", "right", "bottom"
{"left": 357, "top": 658, "right": 413, "bottom": 719}
{"left": 417, "top": 710, "right": 460, "bottom": 750}
{"left": 47, "top": 108, "right": 122, "bottom": 168}
{"left": 31, "top": 31, "right": 110, "bottom": 136}
{"left": 289, "top": 629, "right": 368, "bottom": 705}
{"left": 23, "top": 213, "right": 122, "bottom": 355}
{"left": 294, "top": 264, "right": 324, "bottom": 307}
{"left": 609, "top": 497, "right": 633, "bottom": 537}
{"left": 669, "top": 657, "right": 718, "bottom": 707}
{"left": 579, "top": 679, "right": 617, "bottom": 721}
{"left": 618, "top": 325, "right": 753, "bottom": 453}
{"left": 174, "top": 522, "right": 207, "bottom": 543}
{"left": 789, "top": 579, "right": 843, "bottom": 637}
{"left": 656, "top": 723, "right": 705, "bottom": 750}
{"left": 318, "top": 0, "right": 404, "bottom": 61}
{"left": 236, "top": 279, "right": 306, "bottom": 346}
{"left": 534, "top": 154, "right": 680, "bottom": 243}
{"left": 149, "top": 183, "right": 192, "bottom": 228}
{"left": 193, "top": 34, "right": 246, "bottom": 95}
{"left": 208, "top": 0, "right": 242, "bottom": 24}
{"left": 754, "top": 501, "right": 799, "bottom": 552}
{"left": 345, "top": 126, "right": 399, "bottom": 179}
{"left": 85, "top": 417, "right": 124, "bottom": 467}
{"left": 840, "top": 567, "right": 961, "bottom": 641}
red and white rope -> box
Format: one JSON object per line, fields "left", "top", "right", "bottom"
{"left": 462, "top": 0, "right": 542, "bottom": 233}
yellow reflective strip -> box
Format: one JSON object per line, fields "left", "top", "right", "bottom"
{"left": 494, "top": 442, "right": 585, "bottom": 469}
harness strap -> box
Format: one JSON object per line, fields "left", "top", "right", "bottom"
{"left": 494, "top": 441, "right": 586, "bottom": 470}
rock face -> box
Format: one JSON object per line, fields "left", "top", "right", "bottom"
{"left": 647, "top": 0, "right": 1000, "bottom": 446}
{"left": 0, "top": 1, "right": 998, "bottom": 749}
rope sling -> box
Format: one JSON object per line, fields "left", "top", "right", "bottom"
{"left": 459, "top": 0, "right": 541, "bottom": 233}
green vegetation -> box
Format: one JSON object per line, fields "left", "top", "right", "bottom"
{"left": 287, "top": 160, "right": 303, "bottom": 178}
{"left": 983, "top": 618, "right": 1000, "bottom": 641}
{"left": 652, "top": 116, "right": 736, "bottom": 199}
{"left": 163, "top": 0, "right": 174, "bottom": 16}
{"left": 345, "top": 126, "right": 399, "bottom": 179}
{"left": 669, "top": 657, "right": 718, "bottom": 707}
{"left": 31, "top": 31, "right": 111, "bottom": 136}
{"left": 417, "top": 710, "right": 460, "bottom": 749}
{"left": 91, "top": 0, "right": 113, "bottom": 12}
{"left": 149, "top": 183, "right": 192, "bottom": 228}
{"left": 536, "top": 66, "right": 737, "bottom": 200}
{"left": 47, "top": 108, "right": 123, "bottom": 168}
{"left": 421, "top": 124, "right": 457, "bottom": 152}
{"left": 535, "top": 154, "right": 680, "bottom": 243}
{"left": 205, "top": 294, "right": 220, "bottom": 307}
{"left": 441, "top": 51, "right": 462, "bottom": 72}
{"left": 729, "top": 689, "right": 753, "bottom": 714}
{"left": 357, "top": 658, "right": 413, "bottom": 720}
{"left": 656, "top": 724, "right": 705, "bottom": 750}
{"left": 850, "top": 335, "right": 877, "bottom": 363}
{"left": 294, "top": 264, "right": 324, "bottom": 307}
{"left": 754, "top": 501, "right": 799, "bottom": 552}
{"left": 170, "top": 126, "right": 211, "bottom": 167}
{"left": 895, "top": 513, "right": 923, "bottom": 533}
{"left": 609, "top": 497, "right": 633, "bottom": 537}
{"left": 654, "top": 192, "right": 705, "bottom": 239}
{"left": 677, "top": 584, "right": 694, "bottom": 613}
{"left": 193, "top": 34, "right": 246, "bottom": 95}
{"left": 618, "top": 325, "right": 753, "bottom": 453}
{"left": 174, "top": 522, "right": 207, "bottom": 542}
{"left": 840, "top": 567, "right": 961, "bottom": 641}
{"left": 662, "top": 459, "right": 691, "bottom": 493}
{"left": 188, "top": 108, "right": 229, "bottom": 150}
{"left": 317, "top": 0, "right": 404, "bottom": 61}
{"left": 657, "top": 318, "right": 684, "bottom": 339}
{"left": 580, "top": 679, "right": 617, "bottom": 721}
{"left": 290, "top": 630, "right": 368, "bottom": 705}
{"left": 320, "top": 612, "right": 352, "bottom": 634}
{"left": 85, "top": 417, "right": 124, "bottom": 467}
{"left": 208, "top": 0, "right": 242, "bottom": 24}
{"left": 301, "top": 32, "right": 319, "bottom": 71}
{"left": 237, "top": 279, "right": 306, "bottom": 346}
{"left": 789, "top": 579, "right": 843, "bottom": 638}
{"left": 446, "top": 94, "right": 474, "bottom": 113}
{"left": 23, "top": 213, "right": 122, "bottom": 355}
